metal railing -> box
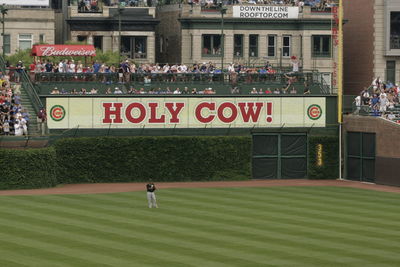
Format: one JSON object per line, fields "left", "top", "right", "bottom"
{"left": 21, "top": 70, "right": 44, "bottom": 114}
{"left": 33, "top": 71, "right": 320, "bottom": 85}
{"left": 0, "top": 57, "right": 44, "bottom": 114}
{"left": 71, "top": 0, "right": 159, "bottom": 10}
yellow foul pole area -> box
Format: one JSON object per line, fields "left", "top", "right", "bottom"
{"left": 337, "top": 0, "right": 343, "bottom": 179}
{"left": 338, "top": 0, "right": 343, "bottom": 123}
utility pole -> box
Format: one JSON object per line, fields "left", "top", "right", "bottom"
{"left": 219, "top": 4, "right": 227, "bottom": 71}
{"left": 0, "top": 4, "right": 8, "bottom": 59}
{"left": 118, "top": 3, "right": 125, "bottom": 65}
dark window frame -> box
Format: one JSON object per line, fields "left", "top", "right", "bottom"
{"left": 234, "top": 34, "right": 243, "bottom": 58}
{"left": 202, "top": 34, "right": 223, "bottom": 57}
{"left": 390, "top": 11, "right": 400, "bottom": 50}
{"left": 312, "top": 35, "right": 332, "bottom": 58}
{"left": 249, "top": 34, "right": 259, "bottom": 57}
{"left": 121, "top": 36, "right": 147, "bottom": 59}
{"left": 93, "top": 36, "right": 103, "bottom": 50}
{"left": 267, "top": 35, "right": 276, "bottom": 58}
{"left": 282, "top": 35, "right": 291, "bottom": 58}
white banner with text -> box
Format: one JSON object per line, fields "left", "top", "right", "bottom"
{"left": 0, "top": 0, "right": 49, "bottom": 6}
{"left": 233, "top": 6, "right": 299, "bottom": 19}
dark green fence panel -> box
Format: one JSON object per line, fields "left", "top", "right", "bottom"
{"left": 252, "top": 133, "right": 307, "bottom": 179}
{"left": 346, "top": 132, "right": 376, "bottom": 182}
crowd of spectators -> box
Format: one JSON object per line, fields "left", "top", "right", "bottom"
{"left": 75, "top": 0, "right": 338, "bottom": 11}
{"left": 25, "top": 56, "right": 308, "bottom": 95}
{"left": 30, "top": 58, "right": 303, "bottom": 84}
{"left": 50, "top": 85, "right": 217, "bottom": 95}
{"left": 0, "top": 72, "right": 30, "bottom": 136}
{"left": 354, "top": 77, "right": 400, "bottom": 123}
{"left": 78, "top": 0, "right": 101, "bottom": 12}
{"left": 199, "top": 0, "right": 337, "bottom": 9}
{"left": 48, "top": 75, "right": 310, "bottom": 95}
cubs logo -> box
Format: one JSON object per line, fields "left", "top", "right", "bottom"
{"left": 307, "top": 104, "right": 322, "bottom": 120}
{"left": 50, "top": 105, "right": 66, "bottom": 121}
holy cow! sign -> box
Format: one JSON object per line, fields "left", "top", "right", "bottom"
{"left": 46, "top": 97, "right": 326, "bottom": 129}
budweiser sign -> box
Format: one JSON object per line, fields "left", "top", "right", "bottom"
{"left": 31, "top": 45, "right": 96, "bottom": 57}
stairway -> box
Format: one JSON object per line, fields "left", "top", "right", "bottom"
{"left": 14, "top": 82, "right": 40, "bottom": 136}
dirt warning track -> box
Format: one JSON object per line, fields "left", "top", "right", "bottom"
{"left": 0, "top": 179, "right": 399, "bottom": 196}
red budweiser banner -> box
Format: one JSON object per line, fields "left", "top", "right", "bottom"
{"left": 31, "top": 45, "right": 96, "bottom": 57}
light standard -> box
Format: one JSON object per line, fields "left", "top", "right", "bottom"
{"left": 219, "top": 3, "right": 227, "bottom": 71}
{"left": 0, "top": 4, "right": 8, "bottom": 59}
{"left": 118, "top": 2, "right": 125, "bottom": 64}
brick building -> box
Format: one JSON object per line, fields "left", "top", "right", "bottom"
{"left": 344, "top": 0, "right": 400, "bottom": 95}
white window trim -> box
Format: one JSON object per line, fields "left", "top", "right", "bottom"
{"left": 18, "top": 34, "right": 33, "bottom": 50}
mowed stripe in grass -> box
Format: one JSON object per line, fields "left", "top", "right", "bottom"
{"left": 0, "top": 187, "right": 399, "bottom": 267}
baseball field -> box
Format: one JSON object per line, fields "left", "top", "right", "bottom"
{"left": 0, "top": 181, "right": 399, "bottom": 266}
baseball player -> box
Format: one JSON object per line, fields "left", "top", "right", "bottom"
{"left": 146, "top": 180, "right": 158, "bottom": 208}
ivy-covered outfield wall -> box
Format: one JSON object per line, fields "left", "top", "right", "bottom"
{"left": 0, "top": 148, "right": 58, "bottom": 190}
{"left": 308, "top": 136, "right": 339, "bottom": 179}
{"left": 53, "top": 136, "right": 252, "bottom": 183}
{"left": 0, "top": 135, "right": 338, "bottom": 190}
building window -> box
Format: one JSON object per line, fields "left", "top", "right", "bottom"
{"left": 77, "top": 35, "right": 87, "bottom": 43}
{"left": 390, "top": 12, "right": 400, "bottom": 49}
{"left": 386, "top": 61, "right": 396, "bottom": 83}
{"left": 249, "top": 34, "right": 258, "bottom": 57}
{"left": 160, "top": 35, "right": 163, "bottom": 53}
{"left": 134, "top": 37, "right": 146, "bottom": 58}
{"left": 190, "top": 34, "right": 192, "bottom": 59}
{"left": 282, "top": 35, "right": 291, "bottom": 57}
{"left": 39, "top": 34, "right": 45, "bottom": 44}
{"left": 234, "top": 34, "right": 243, "bottom": 57}
{"left": 93, "top": 36, "right": 103, "bottom": 50}
{"left": 18, "top": 34, "right": 32, "bottom": 50}
{"left": 312, "top": 35, "right": 331, "bottom": 57}
{"left": 121, "top": 36, "right": 147, "bottom": 59}
{"left": 267, "top": 35, "right": 276, "bottom": 57}
{"left": 202, "top": 34, "right": 222, "bottom": 56}
{"left": 3, "top": 34, "right": 10, "bottom": 54}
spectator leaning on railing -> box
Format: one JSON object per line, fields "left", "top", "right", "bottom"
{"left": 356, "top": 78, "right": 400, "bottom": 122}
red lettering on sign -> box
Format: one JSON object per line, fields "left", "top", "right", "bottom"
{"left": 238, "top": 102, "right": 263, "bottom": 123}
{"left": 125, "top": 103, "right": 146, "bottom": 123}
{"left": 266, "top": 102, "right": 273, "bottom": 123}
{"left": 165, "top": 102, "right": 185, "bottom": 123}
{"left": 218, "top": 102, "right": 238, "bottom": 123}
{"left": 195, "top": 102, "right": 216, "bottom": 123}
{"left": 148, "top": 102, "right": 166, "bottom": 123}
{"left": 103, "top": 103, "right": 123, "bottom": 123}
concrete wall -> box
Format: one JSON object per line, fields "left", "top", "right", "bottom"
{"left": 70, "top": 30, "right": 156, "bottom": 64}
{"left": 155, "top": 4, "right": 181, "bottom": 64}
{"left": 0, "top": 8, "right": 55, "bottom": 55}
{"left": 181, "top": 28, "right": 335, "bottom": 72}
{"left": 175, "top": 4, "right": 336, "bottom": 90}
{"left": 343, "top": 115, "right": 400, "bottom": 186}
{"left": 68, "top": 6, "right": 157, "bottom": 64}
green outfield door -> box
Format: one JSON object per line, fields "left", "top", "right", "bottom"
{"left": 252, "top": 133, "right": 307, "bottom": 179}
{"left": 346, "top": 132, "right": 376, "bottom": 183}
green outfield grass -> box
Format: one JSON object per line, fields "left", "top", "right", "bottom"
{"left": 0, "top": 186, "right": 400, "bottom": 266}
